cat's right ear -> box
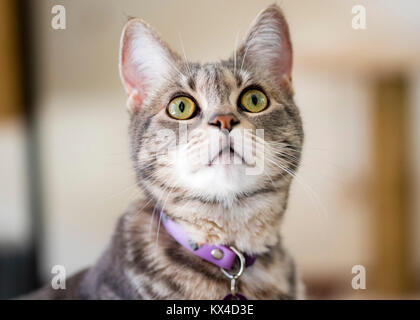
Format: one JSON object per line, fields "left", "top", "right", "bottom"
{"left": 236, "top": 5, "right": 293, "bottom": 95}
{"left": 119, "top": 19, "right": 180, "bottom": 113}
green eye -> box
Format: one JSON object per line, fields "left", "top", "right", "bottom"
{"left": 240, "top": 89, "right": 268, "bottom": 113}
{"left": 167, "top": 96, "right": 196, "bottom": 120}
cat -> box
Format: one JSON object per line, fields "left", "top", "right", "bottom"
{"left": 23, "top": 4, "right": 304, "bottom": 300}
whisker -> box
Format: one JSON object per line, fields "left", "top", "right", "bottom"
{"left": 265, "top": 156, "right": 328, "bottom": 220}
{"left": 178, "top": 33, "right": 193, "bottom": 79}
{"left": 148, "top": 181, "right": 172, "bottom": 237}
{"left": 233, "top": 30, "right": 241, "bottom": 76}
{"left": 155, "top": 182, "right": 178, "bottom": 247}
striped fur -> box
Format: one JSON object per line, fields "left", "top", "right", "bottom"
{"left": 24, "top": 4, "right": 305, "bottom": 300}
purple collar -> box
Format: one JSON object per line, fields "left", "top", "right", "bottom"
{"left": 160, "top": 211, "right": 256, "bottom": 270}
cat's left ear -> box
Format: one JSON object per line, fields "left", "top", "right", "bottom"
{"left": 119, "top": 18, "right": 180, "bottom": 113}
{"left": 236, "top": 5, "right": 293, "bottom": 94}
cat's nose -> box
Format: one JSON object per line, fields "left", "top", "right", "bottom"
{"left": 208, "top": 113, "right": 239, "bottom": 132}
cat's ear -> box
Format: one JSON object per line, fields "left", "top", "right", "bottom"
{"left": 119, "top": 19, "right": 180, "bottom": 113}
{"left": 237, "top": 5, "right": 293, "bottom": 93}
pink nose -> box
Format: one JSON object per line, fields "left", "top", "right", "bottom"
{"left": 208, "top": 114, "right": 239, "bottom": 131}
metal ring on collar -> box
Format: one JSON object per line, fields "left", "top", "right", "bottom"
{"left": 220, "top": 246, "right": 245, "bottom": 280}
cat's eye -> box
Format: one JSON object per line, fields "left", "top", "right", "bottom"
{"left": 239, "top": 88, "right": 268, "bottom": 113}
{"left": 167, "top": 96, "right": 197, "bottom": 120}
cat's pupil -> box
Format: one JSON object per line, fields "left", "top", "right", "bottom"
{"left": 179, "top": 101, "right": 185, "bottom": 112}
{"left": 251, "top": 95, "right": 258, "bottom": 106}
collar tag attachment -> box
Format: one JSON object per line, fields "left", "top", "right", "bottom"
{"left": 220, "top": 246, "right": 248, "bottom": 300}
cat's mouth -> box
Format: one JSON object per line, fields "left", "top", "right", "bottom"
{"left": 208, "top": 146, "right": 250, "bottom": 167}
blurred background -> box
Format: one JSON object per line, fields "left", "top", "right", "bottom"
{"left": 1, "top": 0, "right": 420, "bottom": 299}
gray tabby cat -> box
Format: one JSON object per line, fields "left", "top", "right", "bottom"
{"left": 24, "top": 4, "right": 304, "bottom": 300}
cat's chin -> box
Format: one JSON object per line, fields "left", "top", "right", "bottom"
{"left": 176, "top": 162, "right": 262, "bottom": 200}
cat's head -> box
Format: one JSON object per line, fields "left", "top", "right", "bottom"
{"left": 119, "top": 5, "right": 303, "bottom": 213}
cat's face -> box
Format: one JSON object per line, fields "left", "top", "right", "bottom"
{"left": 120, "top": 5, "right": 303, "bottom": 209}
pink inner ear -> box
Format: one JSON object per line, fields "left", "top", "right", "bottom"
{"left": 121, "top": 42, "right": 147, "bottom": 108}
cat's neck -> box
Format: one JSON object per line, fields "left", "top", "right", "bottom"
{"left": 153, "top": 189, "right": 289, "bottom": 254}
{"left": 119, "top": 201, "right": 296, "bottom": 299}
